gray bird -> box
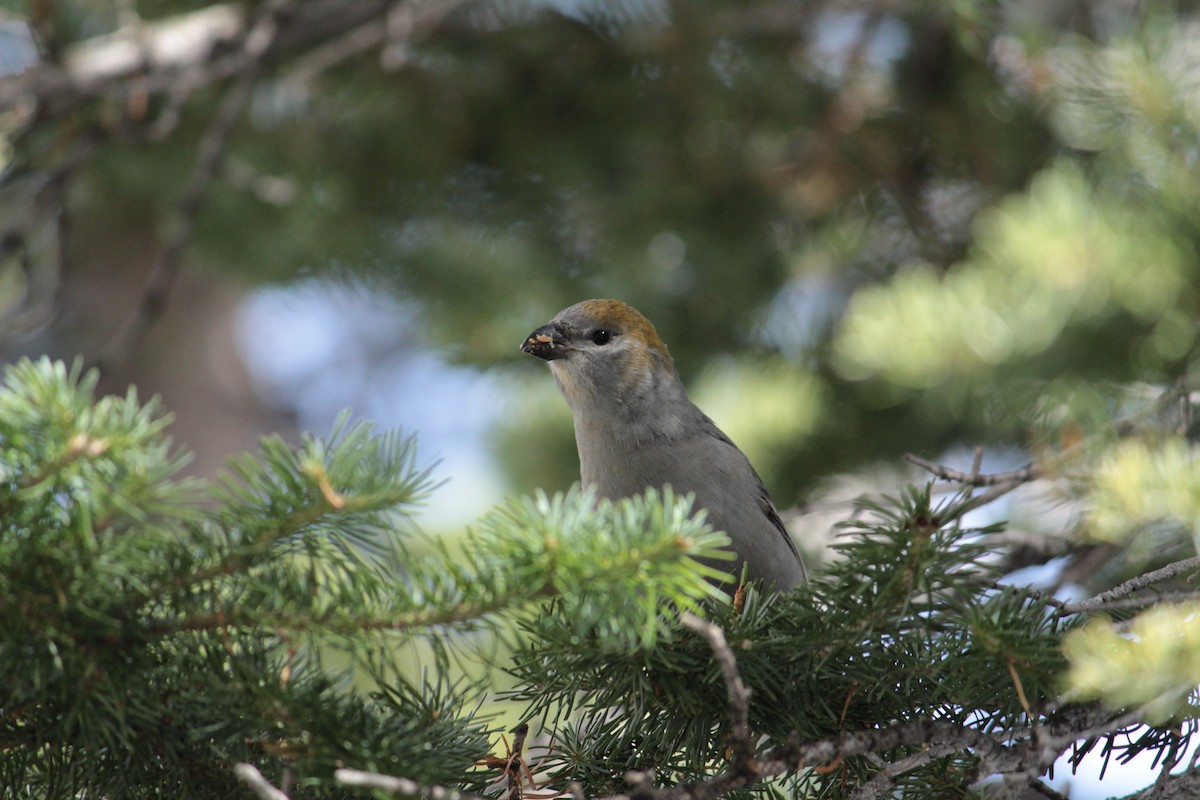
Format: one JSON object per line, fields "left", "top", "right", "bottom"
{"left": 521, "top": 299, "right": 806, "bottom": 591}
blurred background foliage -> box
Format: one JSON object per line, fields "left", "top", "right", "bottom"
{"left": 5, "top": 0, "right": 1200, "bottom": 754}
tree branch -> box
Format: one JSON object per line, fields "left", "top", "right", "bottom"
{"left": 906, "top": 382, "right": 1193, "bottom": 502}
{"left": 143, "top": 592, "right": 549, "bottom": 638}
{"left": 1062, "top": 590, "right": 1200, "bottom": 615}
{"left": 5, "top": 0, "right": 476, "bottom": 365}
{"left": 904, "top": 453, "right": 1040, "bottom": 487}
{"left": 1060, "top": 556, "right": 1200, "bottom": 616}
{"left": 2, "top": 1, "right": 390, "bottom": 116}
{"left": 849, "top": 743, "right": 960, "bottom": 800}
{"left": 680, "top": 612, "right": 757, "bottom": 777}
{"left": 234, "top": 763, "right": 291, "bottom": 800}
{"left": 1, "top": 0, "right": 480, "bottom": 120}
{"left": 336, "top": 769, "right": 489, "bottom": 800}
{"left": 334, "top": 720, "right": 1019, "bottom": 800}
{"left": 316, "top": 705, "right": 1185, "bottom": 800}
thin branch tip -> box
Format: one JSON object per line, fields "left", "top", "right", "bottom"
{"left": 904, "top": 452, "right": 1041, "bottom": 488}
{"left": 1062, "top": 555, "right": 1200, "bottom": 616}
{"left": 235, "top": 763, "right": 291, "bottom": 800}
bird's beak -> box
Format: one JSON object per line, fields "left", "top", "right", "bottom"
{"left": 521, "top": 323, "right": 569, "bottom": 361}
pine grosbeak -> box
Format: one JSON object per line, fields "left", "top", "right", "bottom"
{"left": 521, "top": 299, "right": 806, "bottom": 591}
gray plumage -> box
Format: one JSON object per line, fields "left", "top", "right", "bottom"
{"left": 521, "top": 299, "right": 806, "bottom": 591}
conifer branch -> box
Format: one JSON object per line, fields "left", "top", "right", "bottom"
{"left": 146, "top": 592, "right": 555, "bottom": 637}
{"left": 904, "top": 453, "right": 1041, "bottom": 487}
{"left": 1061, "top": 556, "right": 1200, "bottom": 616}
{"left": 0, "top": 0, "right": 477, "bottom": 118}
{"left": 0, "top": 431, "right": 109, "bottom": 518}
{"left": 336, "top": 768, "right": 490, "bottom": 800}
{"left": 1061, "top": 590, "right": 1200, "bottom": 615}
{"left": 338, "top": 719, "right": 1031, "bottom": 800}
{"left": 138, "top": 501, "right": 335, "bottom": 604}
{"left": 761, "top": 720, "right": 1022, "bottom": 791}
{"left": 849, "top": 743, "right": 960, "bottom": 800}
{"left": 234, "top": 763, "right": 290, "bottom": 800}
{"left": 952, "top": 478, "right": 1030, "bottom": 517}
{"left": 11, "top": 357, "right": 1199, "bottom": 798}
{"left": 147, "top": 520, "right": 712, "bottom": 638}
{"left": 902, "top": 451, "right": 1040, "bottom": 517}
{"left": 679, "top": 613, "right": 757, "bottom": 778}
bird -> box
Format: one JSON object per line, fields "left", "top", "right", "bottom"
{"left": 520, "top": 299, "right": 806, "bottom": 591}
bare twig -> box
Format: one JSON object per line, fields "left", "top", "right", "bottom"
{"left": 904, "top": 453, "right": 1041, "bottom": 487}
{"left": 755, "top": 719, "right": 1020, "bottom": 800}
{"left": 473, "top": 722, "right": 536, "bottom": 800}
{"left": 234, "top": 763, "right": 291, "bottom": 800}
{"left": 904, "top": 450, "right": 1046, "bottom": 519}
{"left": 284, "top": 0, "right": 475, "bottom": 85}
{"left": 506, "top": 722, "right": 531, "bottom": 800}
{"left": 148, "top": 58, "right": 214, "bottom": 141}
{"left": 908, "top": 382, "right": 1194, "bottom": 505}
{"left": 1045, "top": 706, "right": 1145, "bottom": 752}
{"left": 969, "top": 446, "right": 984, "bottom": 480}
{"left": 87, "top": 0, "right": 473, "bottom": 369}
{"left": 1063, "top": 590, "right": 1200, "bottom": 615}
{"left": 1061, "top": 556, "right": 1200, "bottom": 616}
{"left": 320, "top": 706, "right": 1187, "bottom": 800}
{"left": 849, "top": 742, "right": 959, "bottom": 800}
{"left": 1000, "top": 706, "right": 1154, "bottom": 796}
{"left": 382, "top": 0, "right": 472, "bottom": 68}
{"left": 333, "top": 718, "right": 1024, "bottom": 800}
{"left": 336, "top": 768, "right": 489, "bottom": 800}
{"left": 680, "top": 612, "right": 757, "bottom": 777}
{"left": 1, "top": 0, "right": 480, "bottom": 121}
{"left": 952, "top": 478, "right": 1029, "bottom": 517}
{"left": 285, "top": 18, "right": 387, "bottom": 82}
{"left": 2, "top": 1, "right": 380, "bottom": 116}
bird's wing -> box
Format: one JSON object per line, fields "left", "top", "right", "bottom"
{"left": 756, "top": 481, "right": 807, "bottom": 579}
{"left": 702, "top": 420, "right": 807, "bottom": 579}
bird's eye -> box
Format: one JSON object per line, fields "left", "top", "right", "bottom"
{"left": 591, "top": 329, "right": 613, "bottom": 346}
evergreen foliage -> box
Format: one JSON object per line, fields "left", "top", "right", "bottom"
{"left": 507, "top": 486, "right": 1068, "bottom": 798}
{"left": 9, "top": 2, "right": 1200, "bottom": 798}
{"left": 5, "top": 358, "right": 1197, "bottom": 798}
{"left": 0, "top": 358, "right": 494, "bottom": 796}
{"left": 0, "top": 359, "right": 727, "bottom": 797}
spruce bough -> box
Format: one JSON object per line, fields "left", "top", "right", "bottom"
{"left": 0, "top": 358, "right": 1193, "bottom": 799}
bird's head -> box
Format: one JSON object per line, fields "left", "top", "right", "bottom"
{"left": 521, "top": 299, "right": 683, "bottom": 419}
